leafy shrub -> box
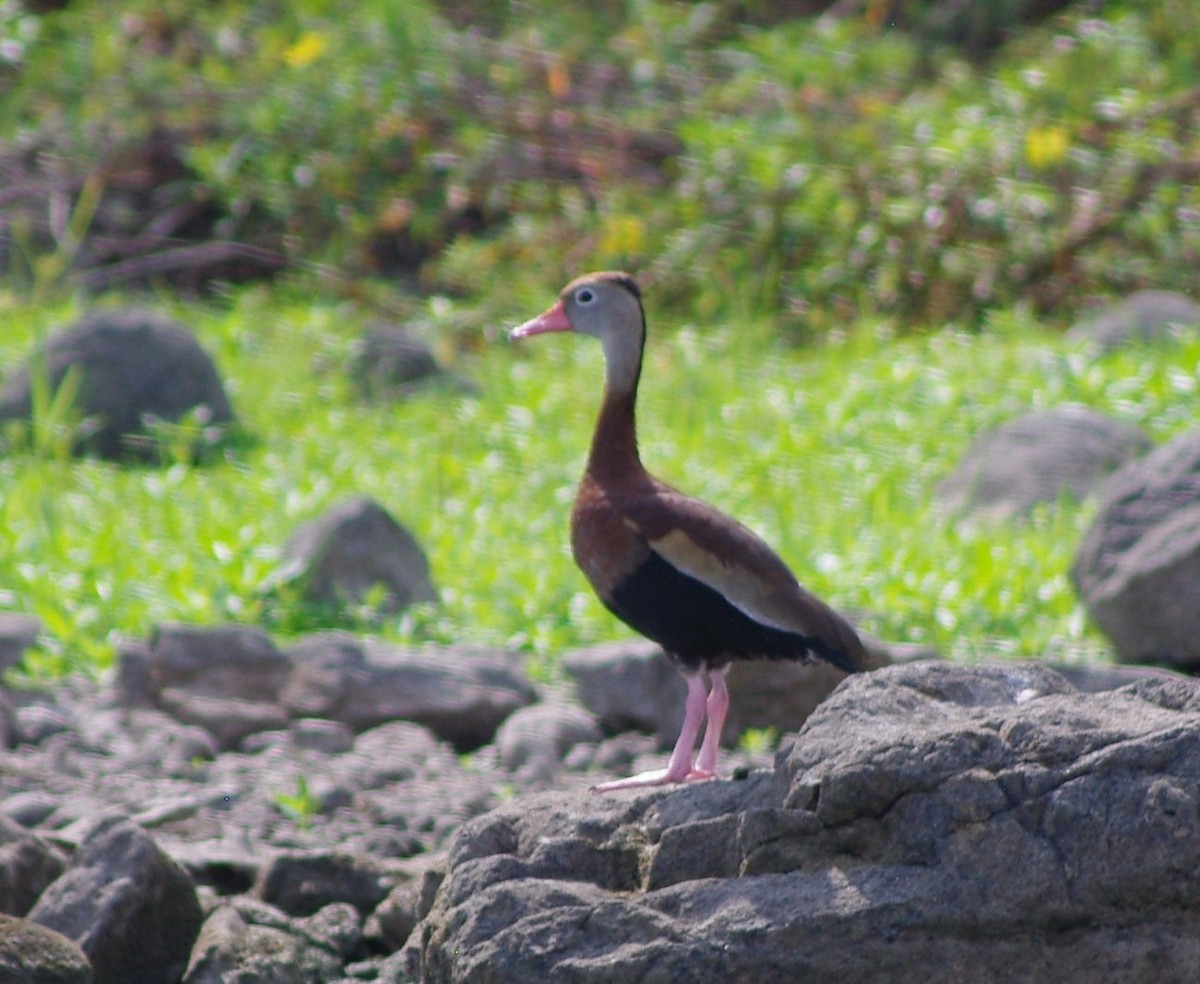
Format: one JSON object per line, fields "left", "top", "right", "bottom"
{"left": 1, "top": 0, "right": 1198, "bottom": 328}
{"left": 646, "top": 8, "right": 1200, "bottom": 330}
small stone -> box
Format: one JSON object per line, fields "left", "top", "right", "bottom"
{"left": 290, "top": 718, "right": 355, "bottom": 755}
{"left": 493, "top": 700, "right": 601, "bottom": 775}
{"left": 147, "top": 623, "right": 292, "bottom": 703}
{"left": 351, "top": 325, "right": 447, "bottom": 399}
{"left": 0, "top": 914, "right": 91, "bottom": 984}
{"left": 13, "top": 704, "right": 73, "bottom": 745}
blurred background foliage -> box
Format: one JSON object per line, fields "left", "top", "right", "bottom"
{"left": 1, "top": 0, "right": 1198, "bottom": 332}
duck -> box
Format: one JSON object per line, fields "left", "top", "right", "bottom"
{"left": 511, "top": 271, "right": 868, "bottom": 791}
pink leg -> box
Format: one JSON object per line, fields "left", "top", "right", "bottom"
{"left": 591, "top": 671, "right": 723, "bottom": 793}
{"left": 693, "top": 667, "right": 729, "bottom": 778}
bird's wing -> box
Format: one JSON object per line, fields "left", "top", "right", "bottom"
{"left": 619, "top": 484, "right": 854, "bottom": 648}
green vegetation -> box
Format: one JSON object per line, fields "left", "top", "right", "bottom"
{"left": 2, "top": 0, "right": 1198, "bottom": 324}
{"left": 2, "top": 287, "right": 1196, "bottom": 679}
{"left": 1, "top": 1, "right": 1198, "bottom": 679}
{"left": 273, "top": 774, "right": 321, "bottom": 827}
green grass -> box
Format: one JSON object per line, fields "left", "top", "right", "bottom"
{"left": 1, "top": 283, "right": 1197, "bottom": 680}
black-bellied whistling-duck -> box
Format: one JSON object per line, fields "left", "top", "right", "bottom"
{"left": 511, "top": 271, "right": 868, "bottom": 792}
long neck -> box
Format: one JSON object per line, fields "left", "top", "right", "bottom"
{"left": 585, "top": 323, "right": 646, "bottom": 483}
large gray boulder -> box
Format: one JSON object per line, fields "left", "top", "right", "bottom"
{"left": 1071, "top": 427, "right": 1200, "bottom": 667}
{"left": 0, "top": 309, "right": 236, "bottom": 462}
{"left": 937, "top": 407, "right": 1152, "bottom": 520}
{"left": 406, "top": 661, "right": 1200, "bottom": 984}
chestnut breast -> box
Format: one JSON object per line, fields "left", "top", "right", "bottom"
{"left": 570, "top": 473, "right": 651, "bottom": 601}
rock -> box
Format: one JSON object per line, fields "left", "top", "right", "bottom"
{"left": 0, "top": 914, "right": 91, "bottom": 984}
{"left": 157, "top": 839, "right": 260, "bottom": 899}
{"left": 0, "top": 614, "right": 41, "bottom": 675}
{"left": 110, "top": 638, "right": 155, "bottom": 709}
{"left": 13, "top": 704, "right": 73, "bottom": 745}
{"left": 0, "top": 793, "right": 59, "bottom": 830}
{"left": 1068, "top": 289, "right": 1200, "bottom": 353}
{"left": 28, "top": 815, "right": 202, "bottom": 984}
{"left": 563, "top": 640, "right": 858, "bottom": 749}
{"left": 406, "top": 661, "right": 1200, "bottom": 984}
{"left": 1048, "top": 661, "right": 1185, "bottom": 693}
{"left": 155, "top": 690, "right": 291, "bottom": 752}
{"left": 493, "top": 699, "right": 602, "bottom": 780}
{"left": 936, "top": 407, "right": 1152, "bottom": 520}
{"left": 117, "top": 623, "right": 293, "bottom": 748}
{"left": 142, "top": 622, "right": 292, "bottom": 703}
{"left": 182, "top": 899, "right": 343, "bottom": 984}
{"left": 1071, "top": 427, "right": 1200, "bottom": 667}
{"left": 368, "top": 950, "right": 413, "bottom": 984}
{"left": 0, "top": 693, "right": 15, "bottom": 751}
{"left": 365, "top": 861, "right": 445, "bottom": 952}
{"left": 0, "top": 816, "right": 67, "bottom": 918}
{"left": 0, "top": 308, "right": 236, "bottom": 462}
{"left": 254, "top": 849, "right": 402, "bottom": 918}
{"left": 288, "top": 718, "right": 355, "bottom": 755}
{"left": 340, "top": 719, "right": 461, "bottom": 787}
{"left": 351, "top": 324, "right": 458, "bottom": 399}
{"left": 562, "top": 641, "right": 685, "bottom": 739}
{"left": 294, "top": 901, "right": 362, "bottom": 960}
{"left": 280, "top": 633, "right": 535, "bottom": 750}
{"left": 724, "top": 659, "right": 855, "bottom": 739}
{"left": 278, "top": 496, "right": 438, "bottom": 617}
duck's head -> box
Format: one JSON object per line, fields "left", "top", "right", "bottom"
{"left": 511, "top": 271, "right": 646, "bottom": 391}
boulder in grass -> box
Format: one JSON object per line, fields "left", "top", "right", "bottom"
{"left": 0, "top": 308, "right": 236, "bottom": 462}
{"left": 279, "top": 497, "right": 438, "bottom": 616}
{"left": 351, "top": 324, "right": 452, "bottom": 400}
{"left": 936, "top": 407, "right": 1152, "bottom": 520}
{"left": 1071, "top": 426, "right": 1200, "bottom": 668}
{"left": 1068, "top": 289, "right": 1200, "bottom": 353}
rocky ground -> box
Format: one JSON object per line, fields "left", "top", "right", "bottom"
{"left": 2, "top": 612, "right": 1196, "bottom": 983}
{"left": 0, "top": 620, "right": 789, "bottom": 984}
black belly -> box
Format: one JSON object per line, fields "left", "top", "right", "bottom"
{"left": 605, "top": 548, "right": 829, "bottom": 672}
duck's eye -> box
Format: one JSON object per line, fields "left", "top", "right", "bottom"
{"left": 575, "top": 288, "right": 595, "bottom": 305}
